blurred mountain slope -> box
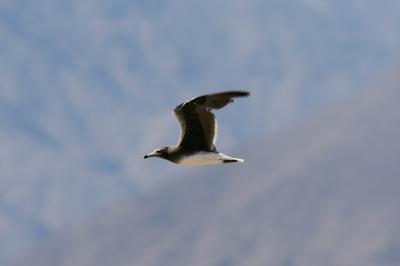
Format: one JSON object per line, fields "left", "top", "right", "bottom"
{"left": 14, "top": 77, "right": 400, "bottom": 266}
{"left": 2, "top": 0, "right": 400, "bottom": 264}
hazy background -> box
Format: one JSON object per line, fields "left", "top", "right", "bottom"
{"left": 1, "top": 0, "right": 400, "bottom": 265}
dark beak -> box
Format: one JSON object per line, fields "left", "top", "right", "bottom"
{"left": 143, "top": 152, "right": 158, "bottom": 159}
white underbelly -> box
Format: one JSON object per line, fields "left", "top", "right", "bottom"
{"left": 178, "top": 152, "right": 243, "bottom": 166}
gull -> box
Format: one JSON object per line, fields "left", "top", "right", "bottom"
{"left": 144, "top": 91, "right": 249, "bottom": 165}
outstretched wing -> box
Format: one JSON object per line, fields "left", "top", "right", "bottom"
{"left": 173, "top": 91, "right": 249, "bottom": 151}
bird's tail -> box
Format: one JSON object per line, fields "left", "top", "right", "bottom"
{"left": 218, "top": 153, "right": 244, "bottom": 163}
{"left": 223, "top": 158, "right": 244, "bottom": 163}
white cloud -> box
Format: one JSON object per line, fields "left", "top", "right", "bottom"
{"left": 1, "top": 0, "right": 400, "bottom": 264}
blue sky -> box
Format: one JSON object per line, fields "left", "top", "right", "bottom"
{"left": 1, "top": 0, "right": 400, "bottom": 264}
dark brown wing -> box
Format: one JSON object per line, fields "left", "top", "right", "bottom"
{"left": 173, "top": 91, "right": 249, "bottom": 151}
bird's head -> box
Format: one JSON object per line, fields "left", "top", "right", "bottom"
{"left": 143, "top": 147, "right": 169, "bottom": 160}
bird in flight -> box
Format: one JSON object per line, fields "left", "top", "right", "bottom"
{"left": 144, "top": 91, "right": 250, "bottom": 166}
